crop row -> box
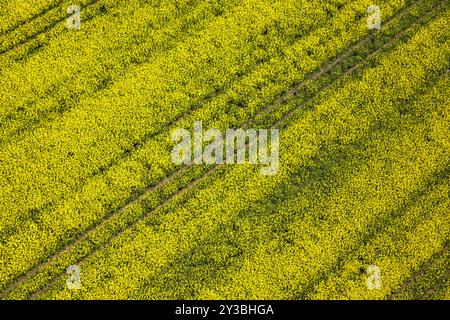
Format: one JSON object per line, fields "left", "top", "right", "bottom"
{"left": 0, "top": 0, "right": 436, "bottom": 298}
{"left": 129, "top": 106, "right": 449, "bottom": 299}
{"left": 140, "top": 45, "right": 450, "bottom": 300}
{"left": 0, "top": 0, "right": 104, "bottom": 65}
{"left": 306, "top": 73, "right": 450, "bottom": 299}
{"left": 0, "top": 0, "right": 238, "bottom": 117}
{"left": 0, "top": 0, "right": 335, "bottom": 228}
{"left": 392, "top": 241, "right": 450, "bottom": 299}
{"left": 0, "top": 0, "right": 60, "bottom": 34}
{"left": 0, "top": 0, "right": 388, "bottom": 255}
{"left": 0, "top": 0, "right": 361, "bottom": 291}
{"left": 0, "top": 0, "right": 421, "bottom": 296}
{"left": 0, "top": 0, "right": 245, "bottom": 147}
{"left": 22, "top": 10, "right": 450, "bottom": 299}
{"left": 161, "top": 25, "right": 450, "bottom": 300}
{"left": 0, "top": 0, "right": 99, "bottom": 56}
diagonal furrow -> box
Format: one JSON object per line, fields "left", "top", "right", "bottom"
{"left": 19, "top": 0, "right": 446, "bottom": 300}
{"left": 0, "top": 0, "right": 355, "bottom": 241}
{"left": 388, "top": 241, "right": 450, "bottom": 299}
{"left": 0, "top": 0, "right": 63, "bottom": 36}
{"left": 0, "top": 0, "right": 100, "bottom": 56}
{"left": 0, "top": 0, "right": 439, "bottom": 299}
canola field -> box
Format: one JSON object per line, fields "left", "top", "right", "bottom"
{"left": 0, "top": 0, "right": 449, "bottom": 300}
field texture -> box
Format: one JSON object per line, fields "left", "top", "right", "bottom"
{"left": 0, "top": 0, "right": 449, "bottom": 300}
